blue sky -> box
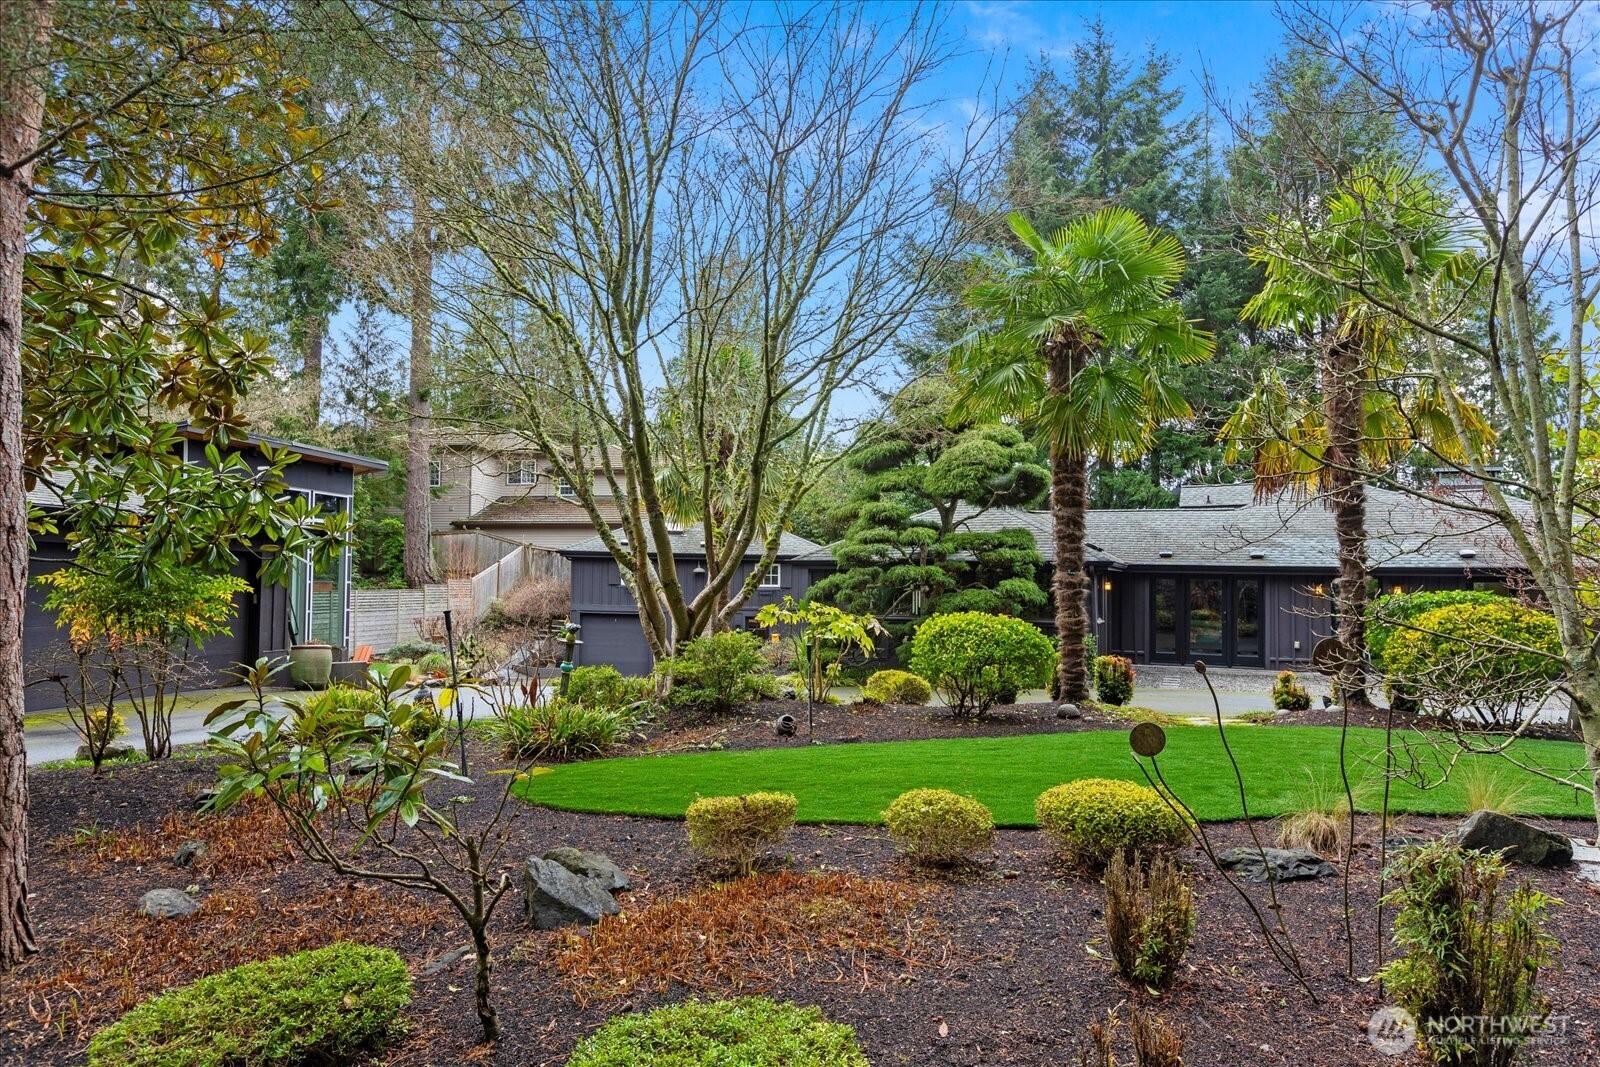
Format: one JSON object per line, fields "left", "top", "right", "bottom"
{"left": 940, "top": 0, "right": 1285, "bottom": 123}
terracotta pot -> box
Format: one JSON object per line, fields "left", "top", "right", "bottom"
{"left": 288, "top": 643, "right": 334, "bottom": 689}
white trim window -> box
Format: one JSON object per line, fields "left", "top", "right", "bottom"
{"left": 759, "top": 562, "right": 782, "bottom": 588}
{"left": 555, "top": 476, "right": 577, "bottom": 498}
{"left": 507, "top": 459, "right": 539, "bottom": 485}
{"left": 427, "top": 460, "right": 442, "bottom": 488}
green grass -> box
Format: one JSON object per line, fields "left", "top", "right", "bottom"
{"left": 514, "top": 726, "right": 1594, "bottom": 826}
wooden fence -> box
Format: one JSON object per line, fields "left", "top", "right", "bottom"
{"left": 350, "top": 541, "right": 570, "bottom": 652}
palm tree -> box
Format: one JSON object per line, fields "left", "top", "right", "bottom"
{"left": 952, "top": 209, "right": 1214, "bottom": 701}
{"left": 1222, "top": 167, "right": 1491, "bottom": 706}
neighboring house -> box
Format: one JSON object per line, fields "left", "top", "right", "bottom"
{"left": 562, "top": 526, "right": 831, "bottom": 676}
{"left": 429, "top": 434, "right": 627, "bottom": 550}
{"left": 24, "top": 428, "right": 388, "bottom": 713}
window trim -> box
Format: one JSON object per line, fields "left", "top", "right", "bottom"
{"left": 506, "top": 459, "right": 539, "bottom": 486}
{"left": 759, "top": 562, "right": 782, "bottom": 589}
{"left": 555, "top": 476, "right": 576, "bottom": 498}
{"left": 427, "top": 460, "right": 442, "bottom": 488}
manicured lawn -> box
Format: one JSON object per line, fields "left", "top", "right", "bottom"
{"left": 515, "top": 726, "right": 1594, "bottom": 826}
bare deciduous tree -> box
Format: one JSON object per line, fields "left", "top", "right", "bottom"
{"left": 437, "top": 2, "right": 990, "bottom": 661}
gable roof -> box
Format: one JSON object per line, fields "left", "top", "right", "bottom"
{"left": 562, "top": 523, "right": 824, "bottom": 561}
{"left": 460, "top": 495, "right": 624, "bottom": 528}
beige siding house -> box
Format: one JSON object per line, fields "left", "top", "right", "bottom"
{"left": 430, "top": 435, "right": 627, "bottom": 551}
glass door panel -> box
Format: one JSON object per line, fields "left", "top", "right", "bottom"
{"left": 1234, "top": 579, "right": 1261, "bottom": 663}
{"left": 1188, "top": 579, "right": 1224, "bottom": 660}
{"left": 1153, "top": 578, "right": 1178, "bottom": 659}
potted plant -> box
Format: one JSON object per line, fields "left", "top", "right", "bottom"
{"left": 288, "top": 643, "right": 334, "bottom": 689}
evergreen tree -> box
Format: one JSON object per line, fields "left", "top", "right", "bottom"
{"left": 808, "top": 381, "right": 1049, "bottom": 646}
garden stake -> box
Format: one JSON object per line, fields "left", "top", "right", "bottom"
{"left": 443, "top": 609, "right": 467, "bottom": 775}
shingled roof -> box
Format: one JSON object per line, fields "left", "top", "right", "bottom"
{"left": 800, "top": 486, "right": 1524, "bottom": 573}
{"left": 460, "top": 495, "right": 624, "bottom": 528}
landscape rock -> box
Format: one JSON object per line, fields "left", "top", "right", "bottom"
{"left": 137, "top": 888, "right": 201, "bottom": 918}
{"left": 76, "top": 742, "right": 134, "bottom": 763}
{"left": 1454, "top": 810, "right": 1573, "bottom": 867}
{"left": 523, "top": 856, "right": 620, "bottom": 929}
{"left": 1056, "top": 703, "right": 1082, "bottom": 720}
{"left": 173, "top": 840, "right": 208, "bottom": 868}
{"left": 542, "top": 846, "right": 631, "bottom": 892}
{"left": 1217, "top": 846, "right": 1336, "bottom": 884}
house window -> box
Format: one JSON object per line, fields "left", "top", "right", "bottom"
{"left": 507, "top": 460, "right": 539, "bottom": 485}
{"left": 760, "top": 562, "right": 782, "bottom": 588}
{"left": 555, "top": 476, "right": 576, "bottom": 498}
{"left": 427, "top": 460, "right": 442, "bottom": 488}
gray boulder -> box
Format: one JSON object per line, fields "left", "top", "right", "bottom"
{"left": 523, "top": 857, "right": 620, "bottom": 929}
{"left": 1217, "top": 846, "right": 1336, "bottom": 884}
{"left": 1057, "top": 703, "right": 1082, "bottom": 720}
{"left": 173, "top": 840, "right": 208, "bottom": 868}
{"left": 138, "top": 888, "right": 200, "bottom": 918}
{"left": 1455, "top": 810, "right": 1573, "bottom": 867}
{"left": 542, "top": 846, "right": 631, "bottom": 892}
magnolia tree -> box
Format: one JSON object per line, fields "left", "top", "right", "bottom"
{"left": 434, "top": 2, "right": 993, "bottom": 664}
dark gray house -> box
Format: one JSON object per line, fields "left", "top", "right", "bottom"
{"left": 24, "top": 427, "right": 388, "bottom": 713}
{"left": 562, "top": 484, "right": 1522, "bottom": 676}
{"left": 562, "top": 526, "right": 832, "bottom": 675}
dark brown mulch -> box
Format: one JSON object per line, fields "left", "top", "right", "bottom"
{"left": 622, "top": 698, "right": 1142, "bottom": 754}
{"left": 5, "top": 745, "right": 1600, "bottom": 1067}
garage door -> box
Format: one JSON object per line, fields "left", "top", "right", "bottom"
{"left": 575, "top": 613, "right": 654, "bottom": 677}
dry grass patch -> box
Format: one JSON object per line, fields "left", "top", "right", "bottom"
{"left": 549, "top": 871, "right": 946, "bottom": 1006}
{"left": 3, "top": 883, "right": 441, "bottom": 1047}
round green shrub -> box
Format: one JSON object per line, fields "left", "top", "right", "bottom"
{"left": 862, "top": 669, "right": 933, "bottom": 706}
{"left": 567, "top": 665, "right": 653, "bottom": 709}
{"left": 685, "top": 792, "right": 797, "bottom": 876}
{"left": 907, "top": 612, "right": 1055, "bottom": 716}
{"left": 1383, "top": 601, "right": 1562, "bottom": 727}
{"left": 881, "top": 788, "right": 994, "bottom": 866}
{"left": 86, "top": 942, "right": 411, "bottom": 1067}
{"left": 565, "top": 997, "right": 869, "bottom": 1067}
{"left": 292, "top": 685, "right": 380, "bottom": 744}
{"left": 1035, "top": 779, "right": 1191, "bottom": 866}
{"left": 1365, "top": 589, "right": 1507, "bottom": 668}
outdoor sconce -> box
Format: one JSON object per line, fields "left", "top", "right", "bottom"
{"left": 770, "top": 631, "right": 781, "bottom": 643}
{"left": 1312, "top": 583, "right": 1327, "bottom": 596}
{"left": 1391, "top": 584, "right": 1404, "bottom": 596}
{"left": 1102, "top": 580, "right": 1113, "bottom": 592}
{"left": 692, "top": 562, "right": 705, "bottom": 576}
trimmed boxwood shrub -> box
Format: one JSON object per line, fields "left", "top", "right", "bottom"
{"left": 1093, "top": 655, "right": 1135, "bottom": 707}
{"left": 881, "top": 788, "right": 994, "bottom": 866}
{"left": 565, "top": 997, "right": 869, "bottom": 1067}
{"left": 1035, "top": 779, "right": 1191, "bottom": 866}
{"left": 862, "top": 669, "right": 933, "bottom": 706}
{"left": 685, "top": 792, "right": 797, "bottom": 876}
{"left": 907, "top": 612, "right": 1055, "bottom": 716}
{"left": 1383, "top": 601, "right": 1562, "bottom": 728}
{"left": 86, "top": 942, "right": 411, "bottom": 1067}
{"left": 1365, "top": 588, "right": 1506, "bottom": 668}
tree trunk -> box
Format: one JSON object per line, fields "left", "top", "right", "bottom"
{"left": 303, "top": 315, "right": 323, "bottom": 426}
{"left": 1567, "top": 664, "right": 1600, "bottom": 840}
{"left": 403, "top": 182, "right": 437, "bottom": 587}
{"left": 0, "top": 0, "right": 51, "bottom": 972}
{"left": 1047, "top": 340, "right": 1091, "bottom": 703}
{"left": 1322, "top": 331, "right": 1371, "bottom": 707}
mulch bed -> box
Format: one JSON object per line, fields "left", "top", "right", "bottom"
{"left": 1266, "top": 704, "right": 1583, "bottom": 742}
{"left": 5, "top": 737, "right": 1600, "bottom": 1066}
